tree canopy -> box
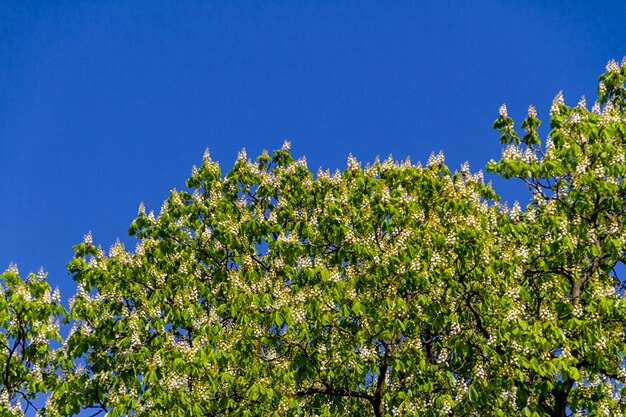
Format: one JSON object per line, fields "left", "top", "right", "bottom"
{"left": 2, "top": 59, "right": 626, "bottom": 416}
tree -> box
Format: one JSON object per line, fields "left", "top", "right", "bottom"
{"left": 486, "top": 59, "right": 626, "bottom": 417}
{"left": 9, "top": 58, "right": 626, "bottom": 416}
{"left": 0, "top": 266, "right": 64, "bottom": 416}
{"left": 55, "top": 143, "right": 503, "bottom": 416}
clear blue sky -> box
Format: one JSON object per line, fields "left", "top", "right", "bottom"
{"left": 1, "top": 1, "right": 625, "bottom": 301}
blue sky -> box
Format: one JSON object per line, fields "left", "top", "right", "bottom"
{"left": 1, "top": 1, "right": 625, "bottom": 301}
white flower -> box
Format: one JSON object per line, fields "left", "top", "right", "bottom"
{"left": 36, "top": 267, "right": 47, "bottom": 280}
{"left": 0, "top": 390, "right": 9, "bottom": 405}
{"left": 575, "top": 157, "right": 589, "bottom": 176}
{"left": 592, "top": 102, "right": 601, "bottom": 114}
{"left": 449, "top": 321, "right": 461, "bottom": 336}
{"left": 426, "top": 151, "right": 445, "bottom": 167}
{"left": 499, "top": 104, "right": 508, "bottom": 118}
{"left": 347, "top": 154, "right": 360, "bottom": 170}
{"left": 295, "top": 156, "right": 307, "bottom": 168}
{"left": 474, "top": 363, "right": 486, "bottom": 379}
{"left": 510, "top": 201, "right": 522, "bottom": 221}
{"left": 440, "top": 399, "right": 452, "bottom": 415}
{"left": 573, "top": 303, "right": 584, "bottom": 318}
{"left": 7, "top": 262, "right": 18, "bottom": 274}
{"left": 606, "top": 59, "right": 620, "bottom": 73}
{"left": 550, "top": 91, "right": 564, "bottom": 115}
{"left": 52, "top": 288, "right": 61, "bottom": 304}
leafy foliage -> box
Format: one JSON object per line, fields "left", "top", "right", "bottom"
{"left": 0, "top": 267, "right": 64, "bottom": 416}
{"left": 2, "top": 58, "right": 626, "bottom": 416}
{"left": 485, "top": 58, "right": 626, "bottom": 417}
{"left": 61, "top": 142, "right": 510, "bottom": 417}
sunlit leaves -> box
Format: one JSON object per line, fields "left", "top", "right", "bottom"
{"left": 0, "top": 268, "right": 64, "bottom": 416}
{"left": 55, "top": 140, "right": 510, "bottom": 416}
{"left": 5, "top": 58, "right": 626, "bottom": 416}
{"left": 487, "top": 58, "right": 626, "bottom": 416}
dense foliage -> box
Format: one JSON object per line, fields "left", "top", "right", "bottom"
{"left": 0, "top": 267, "right": 63, "bottom": 416}
{"left": 2, "top": 59, "right": 626, "bottom": 416}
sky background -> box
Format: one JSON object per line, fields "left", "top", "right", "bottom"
{"left": 2, "top": 1, "right": 626, "bottom": 307}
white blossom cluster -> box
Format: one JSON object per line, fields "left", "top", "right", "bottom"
{"left": 46, "top": 98, "right": 626, "bottom": 417}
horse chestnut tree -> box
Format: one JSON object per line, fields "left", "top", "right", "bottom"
{"left": 3, "top": 59, "right": 626, "bottom": 417}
